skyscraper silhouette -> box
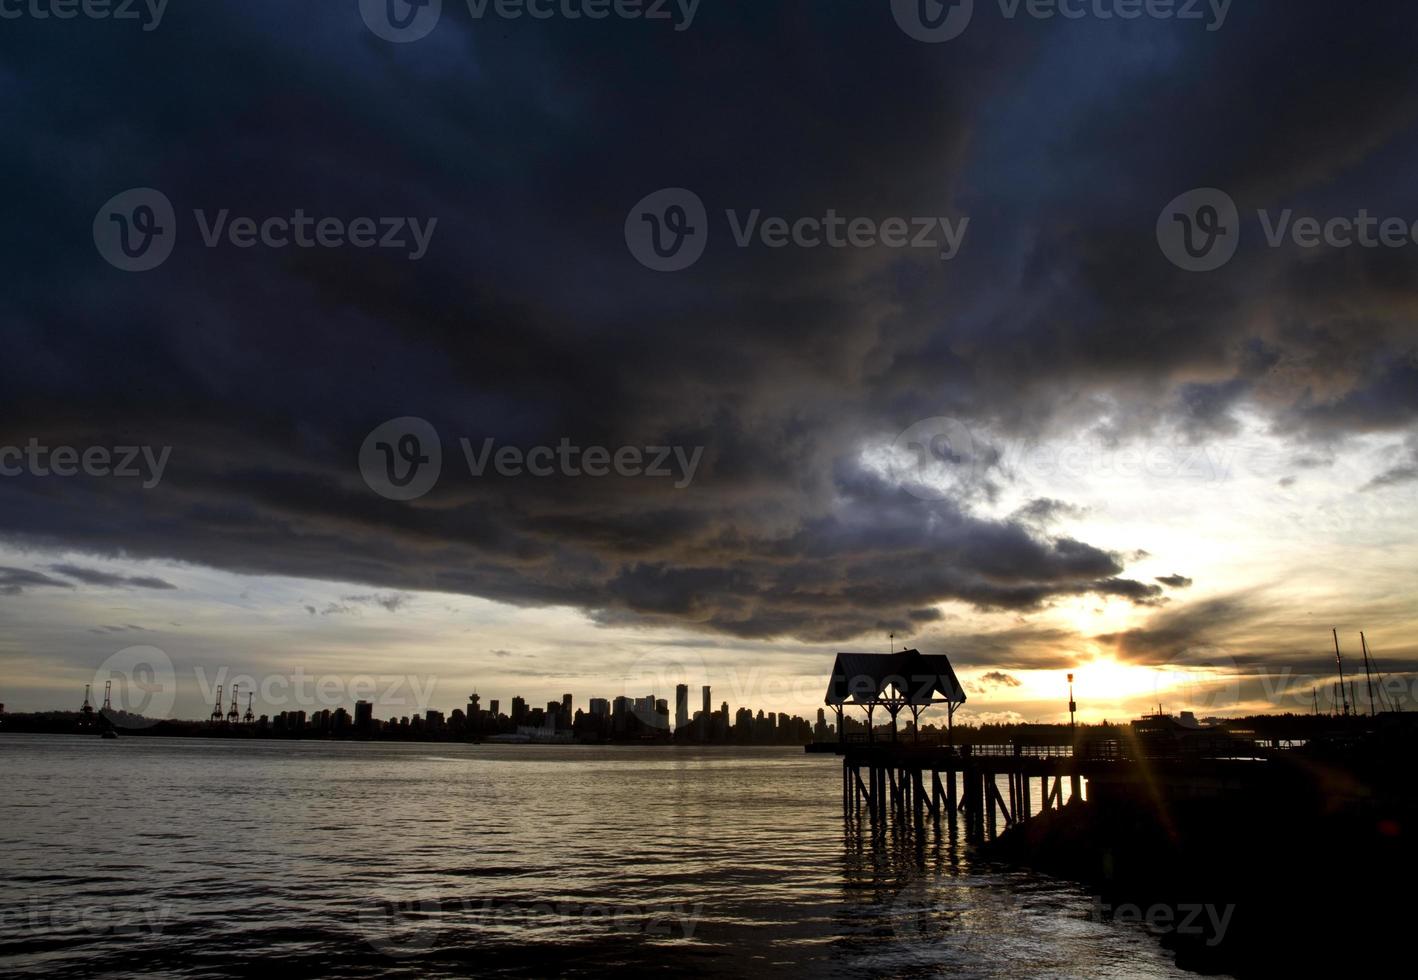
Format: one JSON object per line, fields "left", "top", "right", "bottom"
{"left": 675, "top": 684, "right": 689, "bottom": 731}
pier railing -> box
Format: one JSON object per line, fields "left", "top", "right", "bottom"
{"left": 826, "top": 734, "right": 1084, "bottom": 757}
{"left": 822, "top": 734, "right": 1281, "bottom": 762}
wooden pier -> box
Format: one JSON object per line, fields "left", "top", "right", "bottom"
{"left": 835, "top": 740, "right": 1086, "bottom": 841}
{"left": 817, "top": 647, "right": 1303, "bottom": 843}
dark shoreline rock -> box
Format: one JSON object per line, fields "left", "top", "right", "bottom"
{"left": 983, "top": 761, "right": 1417, "bottom": 977}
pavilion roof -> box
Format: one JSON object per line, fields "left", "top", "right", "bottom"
{"left": 824, "top": 649, "right": 967, "bottom": 707}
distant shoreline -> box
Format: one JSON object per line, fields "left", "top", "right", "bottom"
{"left": 0, "top": 723, "right": 812, "bottom": 749}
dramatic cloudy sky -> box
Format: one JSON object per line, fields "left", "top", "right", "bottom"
{"left": 2, "top": 1, "right": 1417, "bottom": 723}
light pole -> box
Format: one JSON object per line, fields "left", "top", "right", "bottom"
{"left": 1067, "top": 673, "right": 1076, "bottom": 730}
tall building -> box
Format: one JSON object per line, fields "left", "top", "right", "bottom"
{"left": 511, "top": 696, "right": 527, "bottom": 725}
{"left": 611, "top": 695, "right": 632, "bottom": 735}
{"left": 468, "top": 692, "right": 481, "bottom": 721}
{"left": 589, "top": 697, "right": 609, "bottom": 718}
{"left": 675, "top": 684, "right": 689, "bottom": 731}
{"left": 702, "top": 685, "right": 711, "bottom": 720}
{"left": 354, "top": 700, "right": 373, "bottom": 732}
{"left": 561, "top": 693, "right": 573, "bottom": 721}
{"left": 489, "top": 699, "right": 500, "bottom": 718}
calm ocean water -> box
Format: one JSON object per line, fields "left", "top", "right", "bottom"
{"left": 0, "top": 735, "right": 1207, "bottom": 978}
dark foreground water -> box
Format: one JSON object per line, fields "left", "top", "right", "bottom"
{"left": 0, "top": 736, "right": 1211, "bottom": 978}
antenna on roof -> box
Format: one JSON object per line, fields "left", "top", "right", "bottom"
{"left": 888, "top": 631, "right": 894, "bottom": 654}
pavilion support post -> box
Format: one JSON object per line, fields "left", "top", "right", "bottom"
{"left": 856, "top": 766, "right": 873, "bottom": 817}
{"left": 882, "top": 766, "right": 891, "bottom": 826}
{"left": 874, "top": 766, "right": 883, "bottom": 827}
{"left": 867, "top": 765, "right": 879, "bottom": 828}
{"left": 947, "top": 769, "right": 958, "bottom": 833}
{"left": 987, "top": 772, "right": 997, "bottom": 840}
{"left": 865, "top": 766, "right": 876, "bottom": 827}
{"left": 965, "top": 773, "right": 974, "bottom": 841}
{"left": 871, "top": 766, "right": 881, "bottom": 827}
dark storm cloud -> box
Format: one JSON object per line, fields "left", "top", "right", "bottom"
{"left": 87, "top": 624, "right": 149, "bottom": 635}
{"left": 1095, "top": 594, "right": 1272, "bottom": 666}
{"left": 977, "top": 671, "right": 1022, "bottom": 689}
{"left": 49, "top": 564, "right": 177, "bottom": 590}
{"left": 1156, "top": 574, "right": 1194, "bottom": 589}
{"left": 930, "top": 624, "right": 1083, "bottom": 672}
{"left": 1362, "top": 435, "right": 1418, "bottom": 490}
{"left": 307, "top": 594, "right": 409, "bottom": 616}
{"left": 342, "top": 593, "right": 411, "bottom": 612}
{"left": 0, "top": 567, "right": 74, "bottom": 596}
{"left": 1012, "top": 498, "right": 1088, "bottom": 528}
{"left": 1365, "top": 465, "right": 1418, "bottom": 490}
{"left": 1, "top": 3, "right": 1416, "bottom": 642}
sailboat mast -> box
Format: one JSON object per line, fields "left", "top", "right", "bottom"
{"left": 1333, "top": 629, "right": 1350, "bottom": 717}
{"left": 1360, "top": 632, "right": 1378, "bottom": 717}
